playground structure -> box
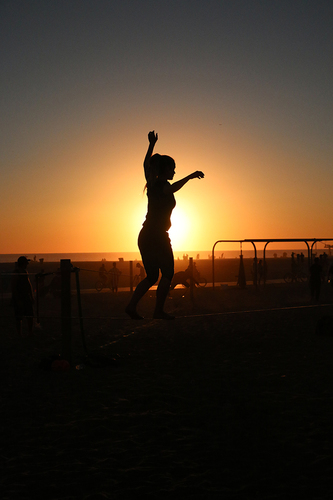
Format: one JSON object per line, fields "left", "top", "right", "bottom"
{"left": 212, "top": 238, "right": 333, "bottom": 289}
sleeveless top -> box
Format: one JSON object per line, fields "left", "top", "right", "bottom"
{"left": 142, "top": 180, "right": 176, "bottom": 232}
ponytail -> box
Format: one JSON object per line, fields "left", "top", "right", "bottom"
{"left": 144, "top": 154, "right": 161, "bottom": 191}
{"left": 144, "top": 154, "right": 175, "bottom": 191}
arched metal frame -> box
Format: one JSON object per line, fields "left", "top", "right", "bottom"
{"left": 212, "top": 238, "right": 333, "bottom": 289}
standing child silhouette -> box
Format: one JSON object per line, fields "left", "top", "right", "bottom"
{"left": 126, "top": 131, "right": 204, "bottom": 319}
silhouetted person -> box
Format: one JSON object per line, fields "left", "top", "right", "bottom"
{"left": 136, "top": 262, "right": 146, "bottom": 281}
{"left": 110, "top": 262, "right": 121, "bottom": 293}
{"left": 309, "top": 257, "right": 322, "bottom": 302}
{"left": 170, "top": 263, "right": 200, "bottom": 290}
{"left": 99, "top": 263, "right": 108, "bottom": 286}
{"left": 11, "top": 256, "right": 34, "bottom": 336}
{"left": 171, "top": 269, "right": 191, "bottom": 290}
{"left": 291, "top": 252, "right": 297, "bottom": 274}
{"left": 126, "top": 130, "right": 204, "bottom": 319}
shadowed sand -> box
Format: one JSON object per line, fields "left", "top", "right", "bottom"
{"left": 2, "top": 284, "right": 333, "bottom": 498}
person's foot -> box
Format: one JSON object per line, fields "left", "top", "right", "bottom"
{"left": 153, "top": 311, "right": 175, "bottom": 320}
{"left": 125, "top": 306, "right": 144, "bottom": 320}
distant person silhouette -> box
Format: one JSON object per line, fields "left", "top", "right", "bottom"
{"left": 170, "top": 262, "right": 199, "bottom": 290}
{"left": 136, "top": 262, "right": 146, "bottom": 280}
{"left": 257, "top": 259, "right": 264, "bottom": 285}
{"left": 291, "top": 252, "right": 297, "bottom": 274}
{"left": 126, "top": 130, "right": 204, "bottom": 319}
{"left": 99, "top": 263, "right": 108, "bottom": 286}
{"left": 309, "top": 257, "right": 322, "bottom": 302}
{"left": 170, "top": 269, "right": 191, "bottom": 290}
{"left": 11, "top": 256, "right": 34, "bottom": 336}
{"left": 110, "top": 262, "right": 121, "bottom": 293}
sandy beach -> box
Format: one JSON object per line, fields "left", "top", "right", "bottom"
{"left": 2, "top": 279, "right": 333, "bottom": 498}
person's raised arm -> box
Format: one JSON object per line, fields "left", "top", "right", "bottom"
{"left": 144, "top": 131, "right": 158, "bottom": 182}
{"left": 166, "top": 170, "right": 204, "bottom": 194}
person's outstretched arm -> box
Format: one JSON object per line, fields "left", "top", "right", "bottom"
{"left": 168, "top": 170, "right": 204, "bottom": 194}
{"left": 144, "top": 131, "right": 158, "bottom": 182}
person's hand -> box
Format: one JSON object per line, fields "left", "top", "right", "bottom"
{"left": 191, "top": 171, "right": 204, "bottom": 179}
{"left": 148, "top": 130, "right": 158, "bottom": 145}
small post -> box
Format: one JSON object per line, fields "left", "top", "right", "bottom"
{"left": 129, "top": 261, "right": 133, "bottom": 292}
{"left": 212, "top": 251, "right": 215, "bottom": 290}
{"left": 189, "top": 257, "right": 194, "bottom": 303}
{"left": 61, "top": 259, "right": 72, "bottom": 365}
{"left": 74, "top": 267, "right": 88, "bottom": 355}
{"left": 35, "top": 273, "right": 40, "bottom": 325}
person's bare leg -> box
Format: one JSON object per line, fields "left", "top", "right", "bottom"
{"left": 153, "top": 277, "right": 174, "bottom": 319}
{"left": 126, "top": 277, "right": 151, "bottom": 319}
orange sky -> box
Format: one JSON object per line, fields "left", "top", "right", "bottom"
{"left": 1, "top": 2, "right": 332, "bottom": 255}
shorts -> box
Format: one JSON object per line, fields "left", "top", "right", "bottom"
{"left": 138, "top": 227, "right": 174, "bottom": 283}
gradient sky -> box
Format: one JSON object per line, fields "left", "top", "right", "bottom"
{"left": 1, "top": 0, "right": 332, "bottom": 254}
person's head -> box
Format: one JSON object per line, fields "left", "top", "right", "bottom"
{"left": 17, "top": 256, "right": 30, "bottom": 269}
{"left": 151, "top": 154, "right": 175, "bottom": 181}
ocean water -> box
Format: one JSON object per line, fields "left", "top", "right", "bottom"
{"left": 0, "top": 248, "right": 322, "bottom": 263}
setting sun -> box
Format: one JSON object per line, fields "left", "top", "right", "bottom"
{"left": 169, "top": 206, "right": 190, "bottom": 251}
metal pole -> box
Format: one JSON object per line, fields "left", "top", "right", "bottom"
{"left": 263, "top": 241, "right": 270, "bottom": 287}
{"left": 75, "top": 267, "right": 88, "bottom": 355}
{"left": 250, "top": 241, "right": 257, "bottom": 288}
{"left": 35, "top": 273, "right": 40, "bottom": 325}
{"left": 61, "top": 259, "right": 72, "bottom": 364}
{"left": 212, "top": 244, "right": 215, "bottom": 289}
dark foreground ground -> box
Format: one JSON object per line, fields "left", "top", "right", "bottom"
{"left": 2, "top": 283, "right": 333, "bottom": 499}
